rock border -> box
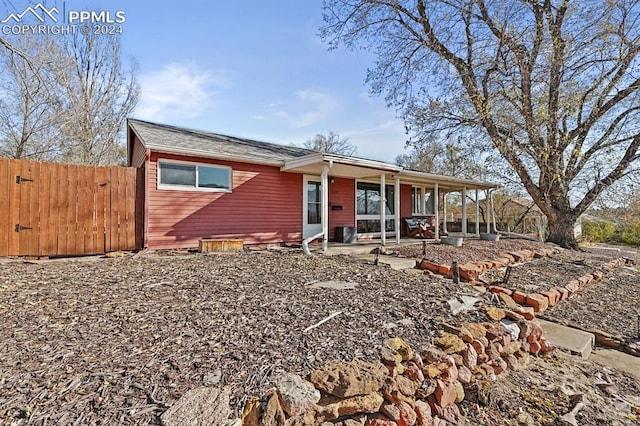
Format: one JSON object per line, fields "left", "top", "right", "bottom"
{"left": 417, "top": 249, "right": 636, "bottom": 317}
{"left": 237, "top": 315, "right": 555, "bottom": 426}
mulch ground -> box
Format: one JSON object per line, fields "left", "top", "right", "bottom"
{"left": 0, "top": 250, "right": 478, "bottom": 424}
{"left": 1, "top": 240, "right": 639, "bottom": 424}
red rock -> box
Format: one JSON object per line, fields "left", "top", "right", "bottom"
{"left": 462, "top": 344, "right": 478, "bottom": 370}
{"left": 540, "top": 338, "right": 554, "bottom": 353}
{"left": 577, "top": 274, "right": 593, "bottom": 287}
{"left": 434, "top": 380, "right": 457, "bottom": 407}
{"left": 413, "top": 400, "right": 432, "bottom": 426}
{"left": 366, "top": 413, "right": 398, "bottom": 426}
{"left": 397, "top": 401, "right": 417, "bottom": 426}
{"left": 457, "top": 365, "right": 472, "bottom": 384}
{"left": 471, "top": 339, "right": 485, "bottom": 355}
{"left": 484, "top": 323, "right": 504, "bottom": 341}
{"left": 504, "top": 354, "right": 519, "bottom": 371}
{"left": 509, "top": 251, "right": 525, "bottom": 262}
{"left": 556, "top": 287, "right": 569, "bottom": 301}
{"left": 498, "top": 293, "right": 519, "bottom": 309}
{"left": 410, "top": 353, "right": 424, "bottom": 369}
{"left": 496, "top": 256, "right": 513, "bottom": 265}
{"left": 529, "top": 321, "right": 543, "bottom": 340}
{"left": 482, "top": 261, "right": 494, "bottom": 270}
{"left": 513, "top": 305, "right": 535, "bottom": 320}
{"left": 491, "top": 260, "right": 506, "bottom": 268}
{"left": 540, "top": 289, "right": 560, "bottom": 307}
{"left": 442, "top": 364, "right": 458, "bottom": 382}
{"left": 525, "top": 293, "right": 549, "bottom": 313}
{"left": 436, "top": 264, "right": 451, "bottom": 277}
{"left": 565, "top": 280, "right": 580, "bottom": 293}
{"left": 533, "top": 250, "right": 545, "bottom": 259}
{"left": 439, "top": 404, "right": 462, "bottom": 424}
{"left": 405, "top": 363, "right": 425, "bottom": 385}
{"left": 500, "top": 334, "right": 512, "bottom": 347}
{"left": 492, "top": 357, "right": 508, "bottom": 375}
{"left": 458, "top": 262, "right": 484, "bottom": 282}
{"left": 592, "top": 270, "right": 604, "bottom": 281}
{"left": 512, "top": 290, "right": 527, "bottom": 304}
{"left": 529, "top": 341, "right": 542, "bottom": 354}
{"left": 488, "top": 285, "right": 512, "bottom": 296}
{"left": 418, "top": 260, "right": 440, "bottom": 273}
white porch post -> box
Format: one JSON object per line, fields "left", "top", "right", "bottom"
{"left": 421, "top": 186, "right": 426, "bottom": 214}
{"left": 434, "top": 183, "right": 440, "bottom": 240}
{"left": 475, "top": 188, "right": 480, "bottom": 237}
{"left": 462, "top": 187, "right": 467, "bottom": 237}
{"left": 321, "top": 168, "right": 329, "bottom": 252}
{"left": 486, "top": 190, "right": 491, "bottom": 233}
{"left": 443, "top": 192, "right": 448, "bottom": 234}
{"left": 380, "top": 173, "right": 386, "bottom": 246}
{"left": 395, "top": 178, "right": 401, "bottom": 245}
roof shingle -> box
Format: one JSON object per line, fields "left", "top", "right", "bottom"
{"left": 128, "top": 119, "right": 315, "bottom": 164}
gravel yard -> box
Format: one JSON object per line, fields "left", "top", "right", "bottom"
{"left": 1, "top": 241, "right": 639, "bottom": 424}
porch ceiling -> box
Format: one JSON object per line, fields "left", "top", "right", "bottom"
{"left": 281, "top": 153, "right": 497, "bottom": 192}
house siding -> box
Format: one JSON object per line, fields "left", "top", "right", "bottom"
{"left": 146, "top": 151, "right": 303, "bottom": 249}
{"left": 328, "top": 177, "right": 356, "bottom": 241}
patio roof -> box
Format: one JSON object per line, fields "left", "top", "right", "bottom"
{"left": 281, "top": 153, "right": 496, "bottom": 192}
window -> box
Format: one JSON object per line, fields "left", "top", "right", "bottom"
{"left": 412, "top": 187, "right": 423, "bottom": 215}
{"left": 356, "top": 182, "right": 395, "bottom": 234}
{"left": 307, "top": 181, "right": 321, "bottom": 224}
{"left": 413, "top": 187, "right": 435, "bottom": 214}
{"left": 356, "top": 182, "right": 394, "bottom": 215}
{"left": 158, "top": 161, "right": 231, "bottom": 191}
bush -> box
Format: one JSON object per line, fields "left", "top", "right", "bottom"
{"left": 581, "top": 221, "right": 617, "bottom": 243}
{"left": 619, "top": 220, "right": 640, "bottom": 246}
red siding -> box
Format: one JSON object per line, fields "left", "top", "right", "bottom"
{"left": 146, "top": 151, "right": 302, "bottom": 249}
{"left": 328, "top": 177, "right": 356, "bottom": 240}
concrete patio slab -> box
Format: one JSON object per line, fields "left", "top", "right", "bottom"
{"left": 352, "top": 254, "right": 418, "bottom": 271}
{"left": 590, "top": 349, "right": 640, "bottom": 378}
{"left": 538, "top": 319, "right": 595, "bottom": 359}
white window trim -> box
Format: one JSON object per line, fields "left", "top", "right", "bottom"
{"left": 157, "top": 159, "right": 232, "bottom": 192}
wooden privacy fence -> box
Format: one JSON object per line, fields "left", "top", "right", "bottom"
{"left": 0, "top": 158, "right": 143, "bottom": 257}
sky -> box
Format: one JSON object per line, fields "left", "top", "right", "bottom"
{"left": 2, "top": 1, "right": 411, "bottom": 162}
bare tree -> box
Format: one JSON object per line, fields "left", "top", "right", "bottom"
{"left": 321, "top": 0, "right": 640, "bottom": 249}
{"left": 0, "top": 36, "right": 61, "bottom": 160}
{"left": 395, "top": 134, "right": 488, "bottom": 179}
{"left": 52, "top": 32, "right": 139, "bottom": 165}
{"left": 303, "top": 131, "right": 358, "bottom": 156}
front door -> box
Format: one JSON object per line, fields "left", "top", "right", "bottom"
{"left": 303, "top": 176, "right": 322, "bottom": 239}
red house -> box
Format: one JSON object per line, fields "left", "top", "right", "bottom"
{"left": 127, "top": 119, "right": 496, "bottom": 250}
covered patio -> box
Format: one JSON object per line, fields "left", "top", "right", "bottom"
{"left": 281, "top": 152, "right": 498, "bottom": 252}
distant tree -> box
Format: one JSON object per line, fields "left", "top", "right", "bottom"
{"left": 0, "top": 26, "right": 138, "bottom": 165}
{"left": 0, "top": 36, "right": 61, "bottom": 160}
{"left": 395, "top": 134, "right": 488, "bottom": 179}
{"left": 322, "top": 0, "right": 640, "bottom": 249}
{"left": 303, "top": 131, "right": 357, "bottom": 156}
{"left": 53, "top": 32, "right": 139, "bottom": 165}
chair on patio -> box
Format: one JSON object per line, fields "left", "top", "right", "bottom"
{"left": 404, "top": 217, "right": 430, "bottom": 238}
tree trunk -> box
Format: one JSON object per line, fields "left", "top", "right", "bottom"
{"left": 546, "top": 209, "right": 580, "bottom": 250}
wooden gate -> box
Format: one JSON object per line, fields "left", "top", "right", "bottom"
{"left": 0, "top": 158, "right": 143, "bottom": 257}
